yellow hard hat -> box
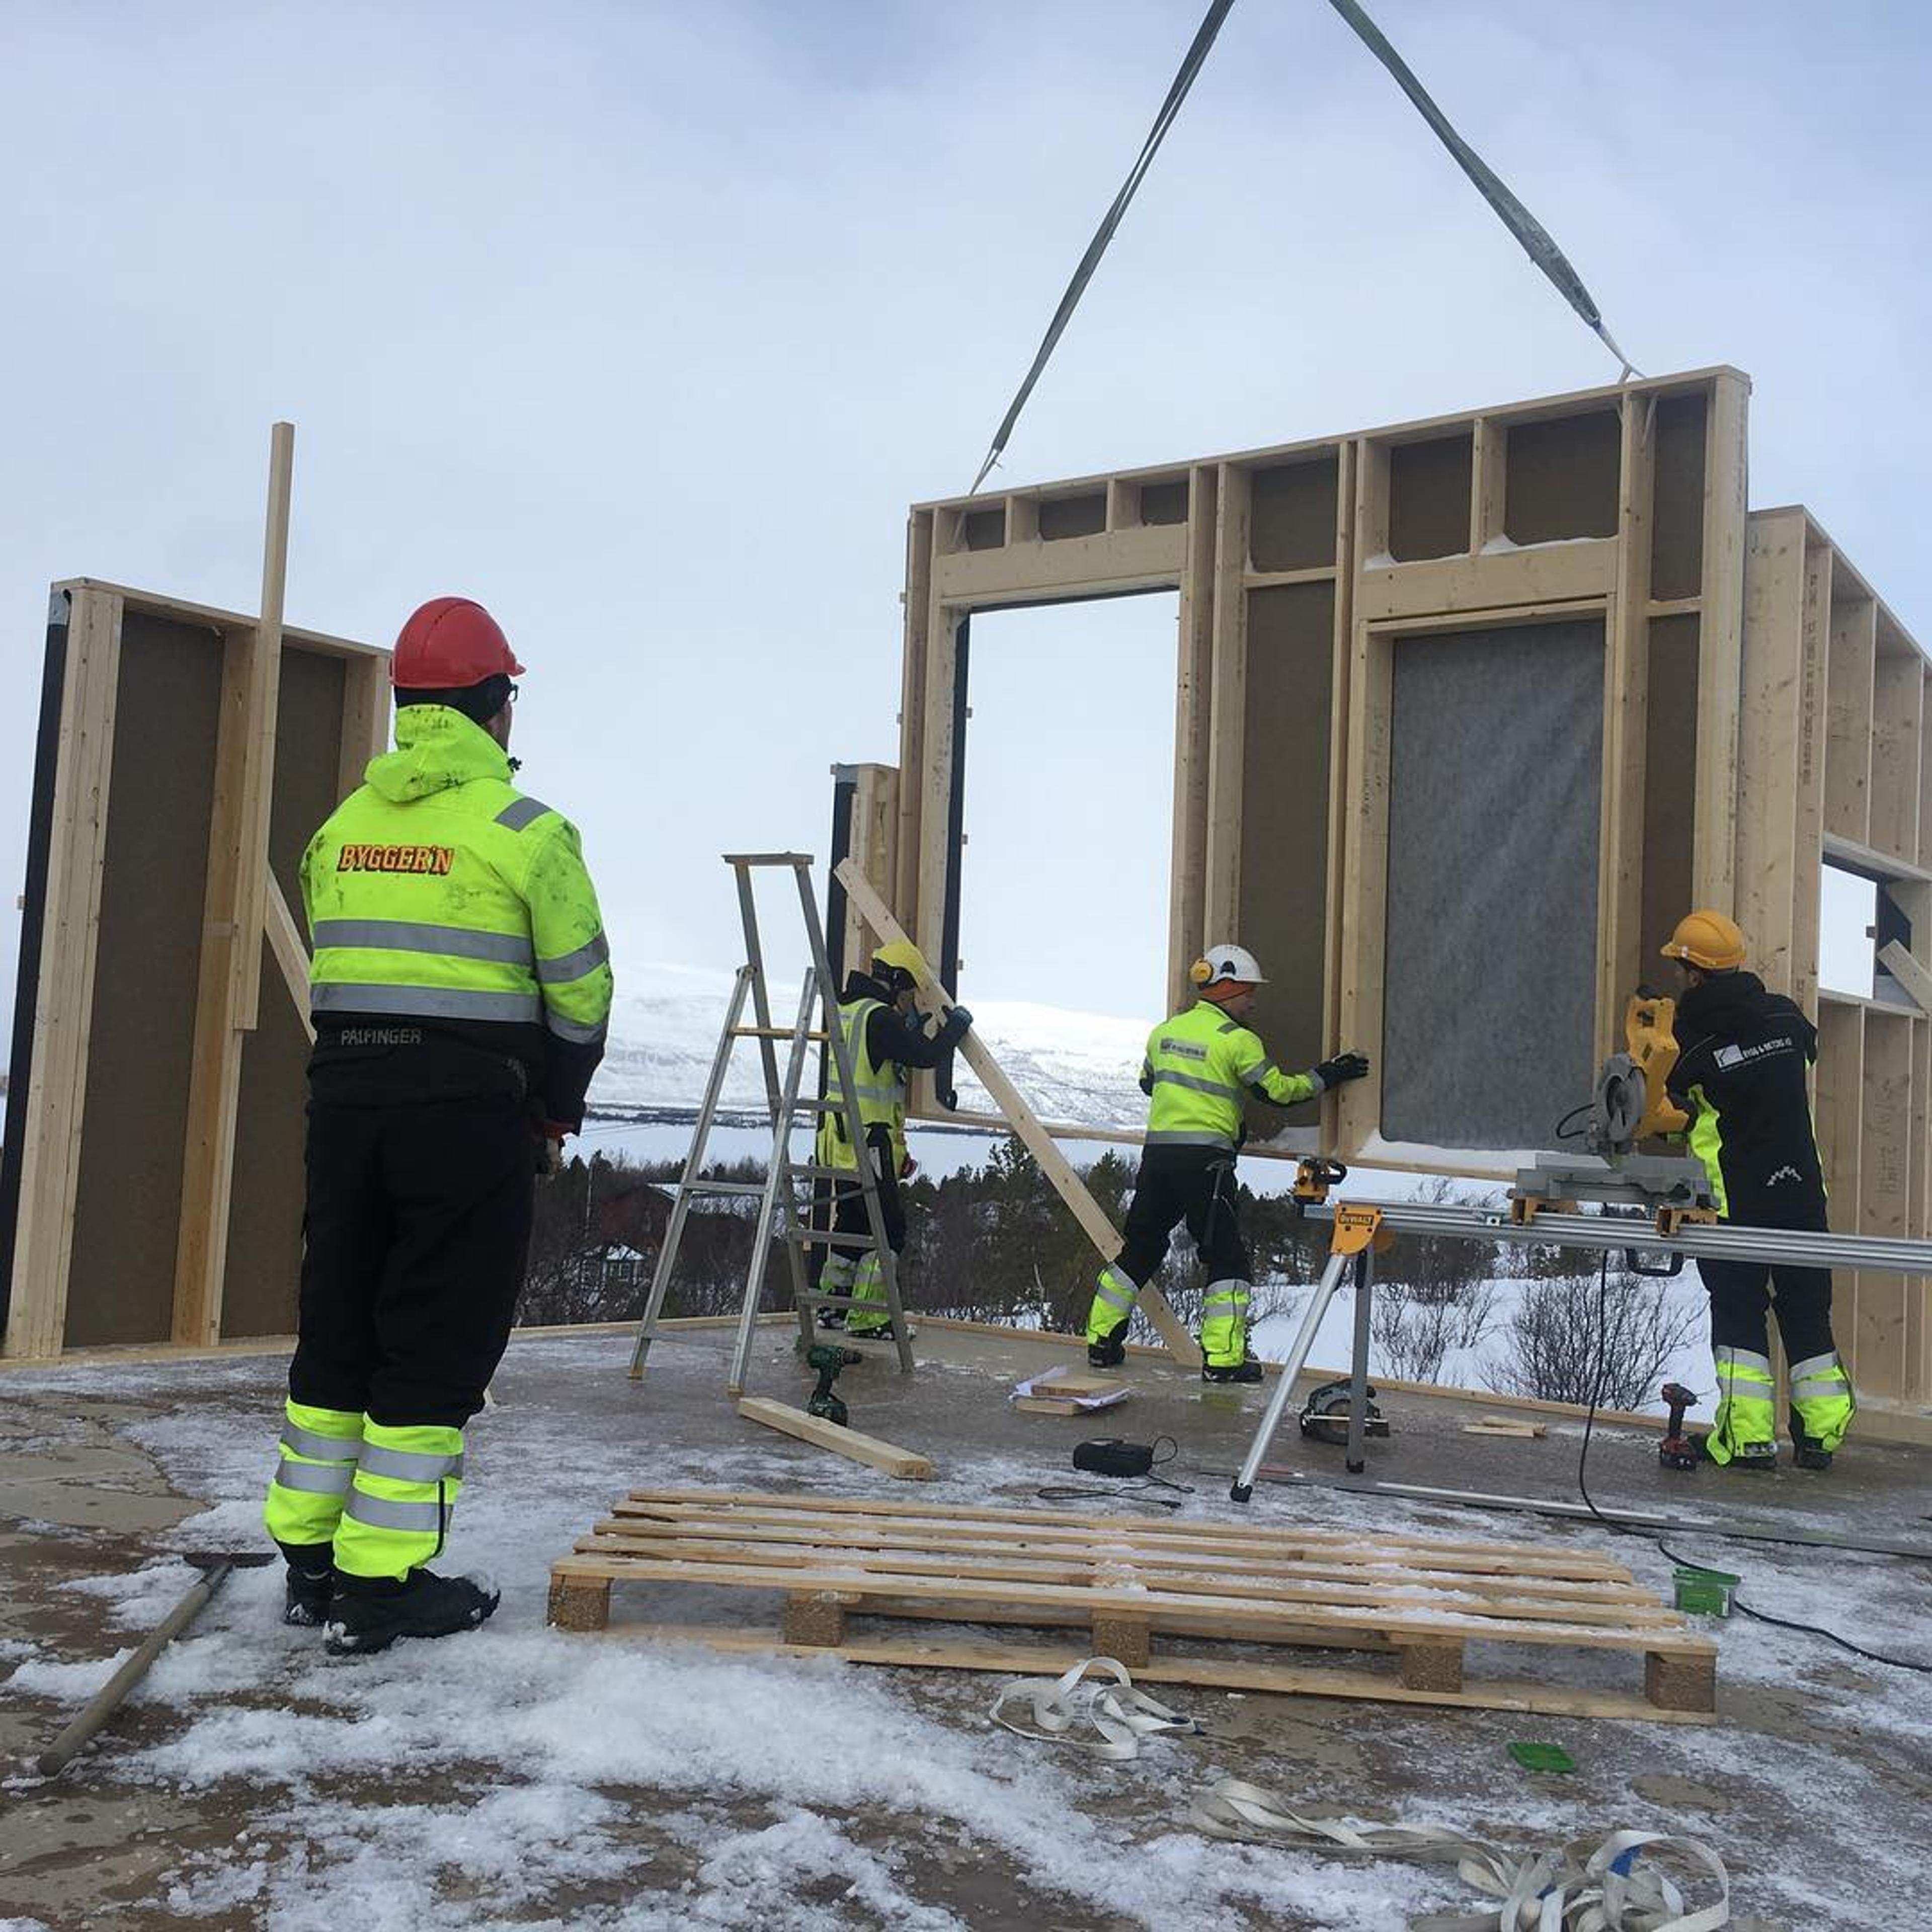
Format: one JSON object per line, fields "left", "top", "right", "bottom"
{"left": 1660, "top": 910, "right": 1746, "bottom": 973}
{"left": 872, "top": 939, "right": 926, "bottom": 982}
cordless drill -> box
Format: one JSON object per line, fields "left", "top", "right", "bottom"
{"left": 806, "top": 1344, "right": 863, "bottom": 1427}
{"left": 1659, "top": 1382, "right": 1699, "bottom": 1471}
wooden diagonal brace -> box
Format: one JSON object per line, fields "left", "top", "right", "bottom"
{"left": 834, "top": 856, "right": 1203, "bottom": 1370}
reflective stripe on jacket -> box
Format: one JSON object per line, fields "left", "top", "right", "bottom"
{"left": 817, "top": 996, "right": 909, "bottom": 1172}
{"left": 303, "top": 706, "right": 613, "bottom": 1055}
{"left": 1141, "top": 1002, "right": 1316, "bottom": 1150}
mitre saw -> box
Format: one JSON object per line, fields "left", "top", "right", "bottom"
{"left": 1510, "top": 993, "right": 1717, "bottom": 1237}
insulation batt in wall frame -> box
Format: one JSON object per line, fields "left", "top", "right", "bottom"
{"left": 883, "top": 371, "right": 1932, "bottom": 1421}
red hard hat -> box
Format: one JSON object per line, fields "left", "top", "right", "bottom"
{"left": 391, "top": 597, "right": 526, "bottom": 689}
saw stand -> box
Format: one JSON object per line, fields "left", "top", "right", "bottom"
{"left": 1229, "top": 1133, "right": 1722, "bottom": 1506}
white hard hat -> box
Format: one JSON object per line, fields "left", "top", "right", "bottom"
{"left": 1191, "top": 943, "right": 1267, "bottom": 990}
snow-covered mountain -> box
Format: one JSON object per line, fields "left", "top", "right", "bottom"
{"left": 591, "top": 962, "right": 1148, "bottom": 1129}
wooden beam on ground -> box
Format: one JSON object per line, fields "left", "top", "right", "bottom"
{"left": 834, "top": 857, "right": 1205, "bottom": 1370}
{"left": 736, "top": 1397, "right": 934, "bottom": 1479}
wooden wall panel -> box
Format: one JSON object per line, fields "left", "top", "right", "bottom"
{"left": 3, "top": 582, "right": 382, "bottom": 1359}
{"left": 65, "top": 612, "right": 224, "bottom": 1347}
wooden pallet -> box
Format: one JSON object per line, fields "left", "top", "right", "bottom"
{"left": 547, "top": 1490, "right": 1717, "bottom": 1722}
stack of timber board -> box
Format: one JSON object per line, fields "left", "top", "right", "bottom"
{"left": 547, "top": 1490, "right": 1716, "bottom": 1722}
{"left": 1013, "top": 1364, "right": 1127, "bottom": 1415}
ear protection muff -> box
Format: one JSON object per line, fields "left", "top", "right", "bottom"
{"left": 1189, "top": 957, "right": 1213, "bottom": 987}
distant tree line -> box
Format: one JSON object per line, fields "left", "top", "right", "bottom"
{"left": 515, "top": 1140, "right": 1701, "bottom": 1408}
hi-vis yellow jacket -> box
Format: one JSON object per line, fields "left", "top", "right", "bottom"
{"left": 302, "top": 704, "right": 613, "bottom": 1123}
{"left": 1141, "top": 1001, "right": 1315, "bottom": 1151}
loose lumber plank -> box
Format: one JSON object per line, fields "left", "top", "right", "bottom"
{"left": 614, "top": 1489, "right": 1633, "bottom": 1573}
{"left": 735, "top": 1397, "right": 934, "bottom": 1479}
{"left": 552, "top": 1551, "right": 1682, "bottom": 1650}
{"left": 588, "top": 1517, "right": 1659, "bottom": 1601}
{"left": 834, "top": 856, "right": 1203, "bottom": 1369}
{"left": 574, "top": 1535, "right": 1675, "bottom": 1630}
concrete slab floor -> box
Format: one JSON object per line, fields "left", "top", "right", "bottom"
{"left": 0, "top": 1323, "right": 1927, "bottom": 1929}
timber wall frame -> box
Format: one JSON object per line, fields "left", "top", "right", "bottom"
{"left": 852, "top": 365, "right": 1932, "bottom": 1422}
{"left": 0, "top": 580, "right": 385, "bottom": 1359}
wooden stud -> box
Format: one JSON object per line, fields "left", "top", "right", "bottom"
{"left": 1599, "top": 394, "right": 1655, "bottom": 1045}
{"left": 338, "top": 651, "right": 388, "bottom": 801}
{"left": 1824, "top": 596, "right": 1876, "bottom": 844}
{"left": 1202, "top": 464, "right": 1251, "bottom": 944}
{"left": 736, "top": 1397, "right": 936, "bottom": 1478}
{"left": 837, "top": 857, "right": 1203, "bottom": 1367}
{"left": 1856, "top": 1011, "right": 1913, "bottom": 1401}
{"left": 1871, "top": 640, "right": 1924, "bottom": 864}
{"left": 1470, "top": 418, "right": 1504, "bottom": 553}
{"left": 1736, "top": 510, "right": 1807, "bottom": 995}
{"left": 264, "top": 877, "right": 315, "bottom": 1043}
{"left": 1644, "top": 1649, "right": 1717, "bottom": 1714}
{"left": 1691, "top": 371, "right": 1749, "bottom": 911}
{"left": 172, "top": 423, "right": 296, "bottom": 1347}
{"left": 895, "top": 509, "right": 933, "bottom": 927}
{"left": 1790, "top": 539, "right": 1833, "bottom": 1018}
{"left": 233, "top": 422, "right": 294, "bottom": 1030}
{"left": 1169, "top": 465, "right": 1218, "bottom": 1010}
{"left": 4, "top": 588, "right": 124, "bottom": 1361}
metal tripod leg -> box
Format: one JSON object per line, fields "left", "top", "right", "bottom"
{"left": 1229, "top": 1246, "right": 1353, "bottom": 1502}
{"left": 1345, "top": 1247, "right": 1374, "bottom": 1475}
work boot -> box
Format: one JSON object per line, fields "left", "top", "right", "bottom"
{"left": 1087, "top": 1323, "right": 1128, "bottom": 1370}
{"left": 1701, "top": 1436, "right": 1776, "bottom": 1472}
{"left": 1792, "top": 1434, "right": 1834, "bottom": 1472}
{"left": 276, "top": 1540, "right": 335, "bottom": 1629}
{"left": 1201, "top": 1355, "right": 1263, "bottom": 1386}
{"left": 324, "top": 1569, "right": 500, "bottom": 1656}
{"left": 815, "top": 1308, "right": 848, "bottom": 1331}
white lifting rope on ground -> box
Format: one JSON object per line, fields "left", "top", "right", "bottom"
{"left": 988, "top": 1655, "right": 1199, "bottom": 1760}
{"left": 1191, "top": 1778, "right": 1731, "bottom": 1931}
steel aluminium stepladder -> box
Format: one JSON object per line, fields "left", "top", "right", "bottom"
{"left": 627, "top": 852, "right": 915, "bottom": 1393}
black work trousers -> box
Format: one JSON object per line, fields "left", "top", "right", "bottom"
{"left": 1699, "top": 1255, "right": 1836, "bottom": 1365}
{"left": 811, "top": 1128, "right": 906, "bottom": 1282}
{"left": 1118, "top": 1144, "right": 1249, "bottom": 1287}
{"left": 289, "top": 1095, "right": 535, "bottom": 1429}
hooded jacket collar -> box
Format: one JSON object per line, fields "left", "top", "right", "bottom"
{"left": 364, "top": 705, "right": 511, "bottom": 804}
{"left": 1675, "top": 968, "right": 1768, "bottom": 1035}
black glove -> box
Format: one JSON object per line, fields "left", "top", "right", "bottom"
{"left": 941, "top": 1005, "right": 973, "bottom": 1040}
{"left": 1312, "top": 1051, "right": 1370, "bottom": 1091}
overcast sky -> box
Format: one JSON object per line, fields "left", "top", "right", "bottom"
{"left": 2, "top": 0, "right": 1926, "bottom": 1036}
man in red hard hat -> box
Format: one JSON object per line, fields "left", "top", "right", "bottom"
{"left": 263, "top": 596, "right": 614, "bottom": 1652}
